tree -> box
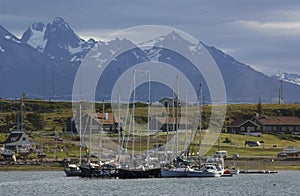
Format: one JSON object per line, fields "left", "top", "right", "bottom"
{"left": 27, "top": 112, "right": 45, "bottom": 131}
{"left": 257, "top": 97, "right": 263, "bottom": 115}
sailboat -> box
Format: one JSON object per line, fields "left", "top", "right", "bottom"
{"left": 185, "top": 84, "right": 222, "bottom": 178}
{"left": 161, "top": 76, "right": 193, "bottom": 178}
{"left": 161, "top": 155, "right": 193, "bottom": 177}
{"left": 79, "top": 102, "right": 113, "bottom": 178}
{"left": 112, "top": 70, "right": 161, "bottom": 179}
{"left": 64, "top": 104, "right": 82, "bottom": 177}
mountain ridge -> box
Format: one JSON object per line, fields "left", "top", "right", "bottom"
{"left": 1, "top": 18, "right": 299, "bottom": 103}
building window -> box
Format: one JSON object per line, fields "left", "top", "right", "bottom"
{"left": 247, "top": 127, "right": 254, "bottom": 132}
{"left": 240, "top": 127, "right": 245, "bottom": 132}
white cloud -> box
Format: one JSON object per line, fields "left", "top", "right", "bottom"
{"left": 77, "top": 29, "right": 121, "bottom": 41}
{"left": 232, "top": 20, "right": 300, "bottom": 35}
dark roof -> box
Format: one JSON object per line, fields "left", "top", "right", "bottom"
{"left": 230, "top": 119, "right": 248, "bottom": 127}
{"left": 229, "top": 119, "right": 259, "bottom": 127}
{"left": 255, "top": 116, "right": 300, "bottom": 126}
{"left": 0, "top": 131, "right": 27, "bottom": 145}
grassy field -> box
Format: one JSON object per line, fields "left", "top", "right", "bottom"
{"left": 0, "top": 99, "right": 300, "bottom": 161}
{"left": 1, "top": 131, "right": 298, "bottom": 161}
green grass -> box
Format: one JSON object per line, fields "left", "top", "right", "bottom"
{"left": 188, "top": 132, "right": 300, "bottom": 157}
{"left": 1, "top": 100, "right": 300, "bottom": 158}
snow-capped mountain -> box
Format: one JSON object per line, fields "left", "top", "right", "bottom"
{"left": 272, "top": 72, "right": 300, "bottom": 86}
{"left": 0, "top": 24, "right": 58, "bottom": 98}
{"left": 1, "top": 17, "right": 300, "bottom": 103}
{"left": 21, "top": 17, "right": 96, "bottom": 64}
{"left": 141, "top": 32, "right": 299, "bottom": 103}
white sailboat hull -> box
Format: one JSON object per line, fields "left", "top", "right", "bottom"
{"left": 186, "top": 170, "right": 220, "bottom": 177}
{"left": 161, "top": 168, "right": 187, "bottom": 177}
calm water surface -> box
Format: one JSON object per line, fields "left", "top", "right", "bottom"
{"left": 0, "top": 170, "right": 299, "bottom": 196}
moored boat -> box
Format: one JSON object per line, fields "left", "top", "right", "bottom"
{"left": 229, "top": 166, "right": 240, "bottom": 175}
{"left": 80, "top": 162, "right": 111, "bottom": 178}
{"left": 161, "top": 166, "right": 189, "bottom": 178}
{"left": 221, "top": 169, "right": 233, "bottom": 177}
{"left": 186, "top": 164, "right": 221, "bottom": 178}
{"left": 64, "top": 164, "right": 81, "bottom": 177}
{"left": 112, "top": 167, "right": 161, "bottom": 179}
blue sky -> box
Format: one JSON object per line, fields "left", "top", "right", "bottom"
{"left": 1, "top": 0, "right": 300, "bottom": 75}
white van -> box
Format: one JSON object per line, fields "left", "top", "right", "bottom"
{"left": 214, "top": 150, "right": 228, "bottom": 158}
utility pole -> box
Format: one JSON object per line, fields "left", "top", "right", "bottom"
{"left": 278, "top": 71, "right": 283, "bottom": 104}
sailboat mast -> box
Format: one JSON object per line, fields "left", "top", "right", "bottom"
{"left": 198, "top": 83, "right": 203, "bottom": 167}
{"left": 172, "top": 90, "right": 175, "bottom": 159}
{"left": 176, "top": 75, "right": 179, "bottom": 157}
{"left": 88, "top": 99, "right": 93, "bottom": 161}
{"left": 147, "top": 71, "right": 151, "bottom": 159}
{"left": 165, "top": 103, "right": 169, "bottom": 162}
{"left": 132, "top": 70, "right": 136, "bottom": 165}
{"left": 79, "top": 104, "right": 82, "bottom": 165}
{"left": 118, "top": 93, "right": 121, "bottom": 162}
{"left": 185, "top": 90, "right": 188, "bottom": 159}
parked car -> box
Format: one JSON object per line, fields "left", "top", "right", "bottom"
{"left": 214, "top": 150, "right": 228, "bottom": 158}
{"left": 233, "top": 153, "right": 239, "bottom": 159}
{"left": 245, "top": 140, "right": 260, "bottom": 147}
{"left": 277, "top": 152, "right": 287, "bottom": 158}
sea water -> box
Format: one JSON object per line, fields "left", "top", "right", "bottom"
{"left": 0, "top": 170, "right": 299, "bottom": 196}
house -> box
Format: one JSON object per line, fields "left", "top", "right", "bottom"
{"left": 149, "top": 116, "right": 191, "bottom": 132}
{"left": 69, "top": 112, "right": 121, "bottom": 134}
{"left": 0, "top": 130, "right": 32, "bottom": 152}
{"left": 159, "top": 97, "right": 180, "bottom": 108}
{"left": 252, "top": 116, "right": 300, "bottom": 133}
{"left": 228, "top": 115, "right": 300, "bottom": 134}
{"left": 229, "top": 119, "right": 260, "bottom": 133}
{"left": 93, "top": 112, "right": 121, "bottom": 133}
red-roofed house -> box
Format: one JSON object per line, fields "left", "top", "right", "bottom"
{"left": 228, "top": 119, "right": 260, "bottom": 134}
{"left": 229, "top": 115, "right": 300, "bottom": 134}
{"left": 252, "top": 116, "right": 300, "bottom": 133}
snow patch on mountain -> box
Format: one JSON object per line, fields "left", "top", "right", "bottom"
{"left": 4, "top": 35, "right": 21, "bottom": 43}
{"left": 146, "top": 48, "right": 162, "bottom": 61}
{"left": 273, "top": 72, "right": 300, "bottom": 86}
{"left": 68, "top": 44, "right": 83, "bottom": 55}
{"left": 138, "top": 36, "right": 165, "bottom": 48}
{"left": 27, "top": 24, "right": 47, "bottom": 52}
{"left": 70, "top": 55, "right": 82, "bottom": 62}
